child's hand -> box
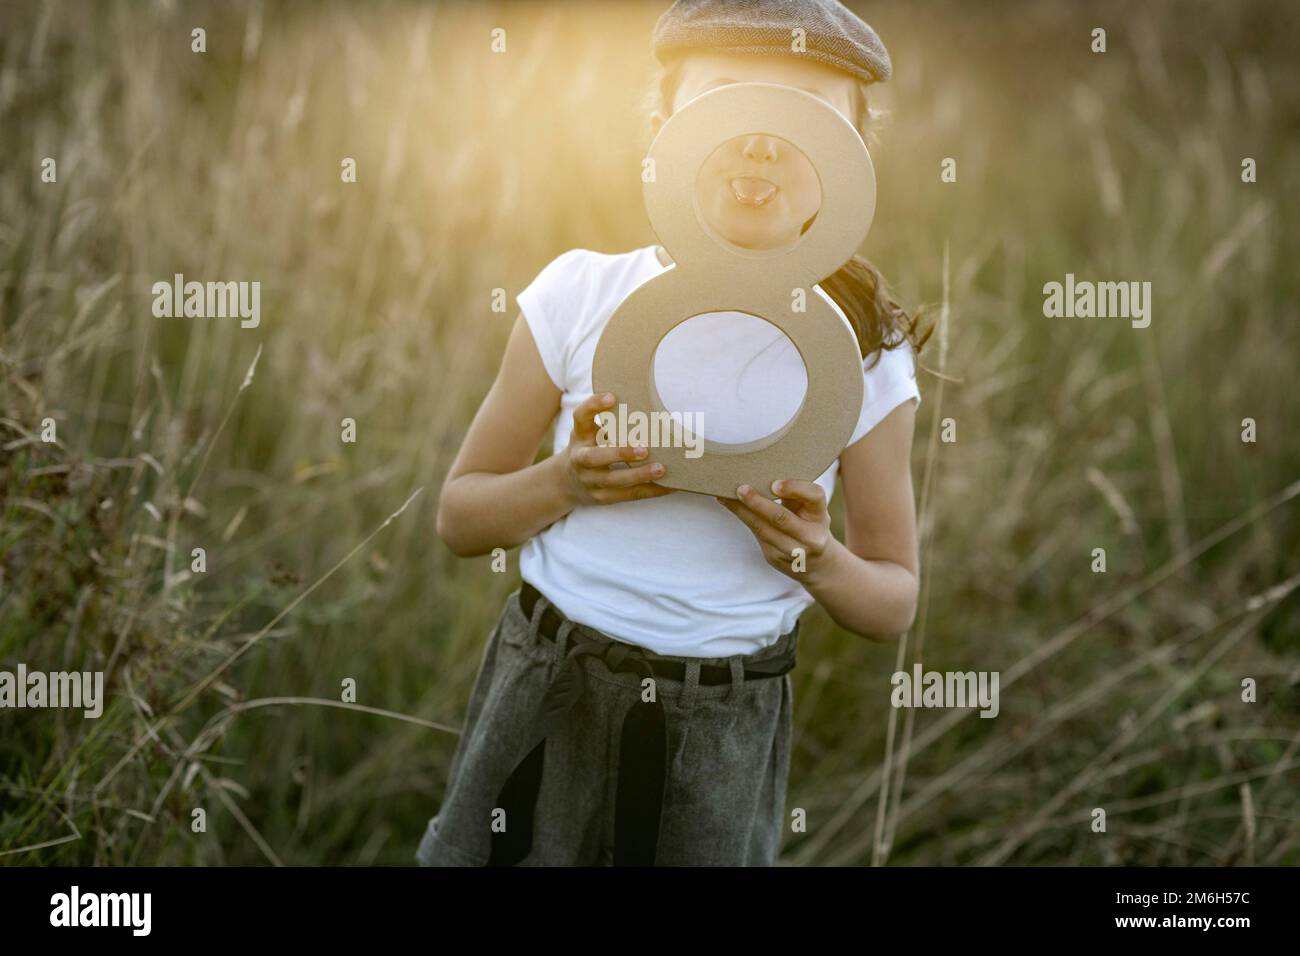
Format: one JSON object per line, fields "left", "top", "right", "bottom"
{"left": 715, "top": 479, "right": 834, "bottom": 581}
{"left": 559, "top": 392, "right": 675, "bottom": 506}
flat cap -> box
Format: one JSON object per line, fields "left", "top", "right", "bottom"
{"left": 652, "top": 0, "right": 892, "bottom": 85}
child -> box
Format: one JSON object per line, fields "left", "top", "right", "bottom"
{"left": 417, "top": 0, "right": 928, "bottom": 867}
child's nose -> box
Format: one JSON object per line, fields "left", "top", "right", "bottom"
{"left": 741, "top": 134, "right": 779, "bottom": 164}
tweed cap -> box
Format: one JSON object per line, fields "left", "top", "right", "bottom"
{"left": 652, "top": 0, "right": 892, "bottom": 84}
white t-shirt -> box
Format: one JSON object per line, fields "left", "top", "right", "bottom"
{"left": 516, "top": 245, "right": 921, "bottom": 658}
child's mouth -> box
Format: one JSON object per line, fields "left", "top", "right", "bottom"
{"left": 729, "top": 176, "right": 778, "bottom": 207}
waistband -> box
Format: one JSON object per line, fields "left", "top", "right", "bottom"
{"left": 520, "top": 580, "right": 798, "bottom": 686}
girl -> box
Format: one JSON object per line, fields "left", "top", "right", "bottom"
{"left": 418, "top": 0, "right": 929, "bottom": 867}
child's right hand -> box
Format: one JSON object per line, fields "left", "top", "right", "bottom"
{"left": 559, "top": 392, "right": 675, "bottom": 506}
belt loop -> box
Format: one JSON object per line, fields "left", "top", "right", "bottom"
{"left": 526, "top": 591, "right": 548, "bottom": 644}
{"left": 726, "top": 658, "right": 745, "bottom": 701}
{"left": 555, "top": 620, "right": 576, "bottom": 657}
{"left": 681, "top": 661, "right": 701, "bottom": 710}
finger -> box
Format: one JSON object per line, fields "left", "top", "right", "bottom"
{"left": 572, "top": 392, "right": 615, "bottom": 444}
{"left": 591, "top": 460, "right": 666, "bottom": 489}
{"left": 572, "top": 442, "right": 651, "bottom": 469}
{"left": 760, "top": 540, "right": 798, "bottom": 567}
{"left": 722, "top": 497, "right": 805, "bottom": 555}
{"left": 737, "top": 484, "right": 813, "bottom": 540}
{"left": 592, "top": 482, "right": 676, "bottom": 504}
{"left": 769, "top": 478, "right": 827, "bottom": 516}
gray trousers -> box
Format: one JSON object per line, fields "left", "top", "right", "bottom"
{"left": 416, "top": 585, "right": 798, "bottom": 866}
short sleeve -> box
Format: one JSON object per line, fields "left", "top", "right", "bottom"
{"left": 845, "top": 344, "right": 922, "bottom": 447}
{"left": 516, "top": 249, "right": 588, "bottom": 391}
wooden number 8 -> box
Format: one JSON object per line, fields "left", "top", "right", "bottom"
{"left": 592, "top": 82, "right": 877, "bottom": 500}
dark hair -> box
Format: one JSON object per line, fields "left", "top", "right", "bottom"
{"left": 650, "top": 59, "right": 932, "bottom": 370}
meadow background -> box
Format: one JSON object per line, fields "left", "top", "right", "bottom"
{"left": 2, "top": 0, "right": 1298, "bottom": 866}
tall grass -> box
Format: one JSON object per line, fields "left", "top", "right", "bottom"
{"left": 1, "top": 0, "right": 1297, "bottom": 865}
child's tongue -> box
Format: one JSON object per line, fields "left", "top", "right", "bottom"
{"left": 730, "top": 177, "right": 777, "bottom": 206}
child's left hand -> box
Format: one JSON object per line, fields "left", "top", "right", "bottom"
{"left": 715, "top": 479, "right": 833, "bottom": 581}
